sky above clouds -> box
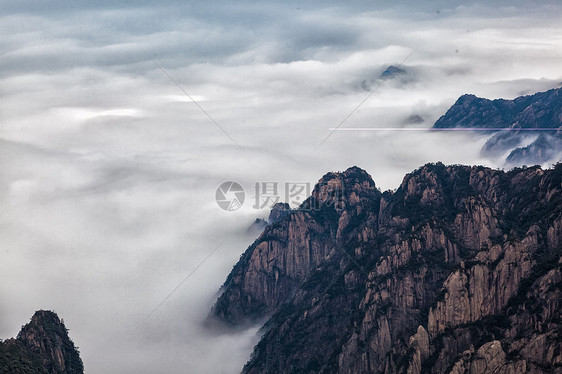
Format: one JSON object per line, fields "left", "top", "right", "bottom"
{"left": 1, "top": 1, "right": 562, "bottom": 373}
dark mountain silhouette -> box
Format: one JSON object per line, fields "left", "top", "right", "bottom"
{"left": 433, "top": 87, "right": 562, "bottom": 165}
{"left": 211, "top": 163, "right": 562, "bottom": 373}
{"left": 0, "top": 310, "right": 83, "bottom": 374}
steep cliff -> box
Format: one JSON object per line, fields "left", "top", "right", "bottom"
{"left": 211, "top": 163, "right": 562, "bottom": 373}
{"left": 212, "top": 166, "right": 379, "bottom": 325}
{"left": 0, "top": 310, "right": 83, "bottom": 374}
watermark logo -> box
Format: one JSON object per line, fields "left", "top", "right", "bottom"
{"left": 216, "top": 180, "right": 343, "bottom": 212}
{"left": 215, "top": 181, "right": 246, "bottom": 211}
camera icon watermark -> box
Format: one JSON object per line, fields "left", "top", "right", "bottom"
{"left": 216, "top": 181, "right": 312, "bottom": 211}
{"left": 215, "top": 181, "right": 246, "bottom": 211}
{"left": 215, "top": 180, "right": 343, "bottom": 212}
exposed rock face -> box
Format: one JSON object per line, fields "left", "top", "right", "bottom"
{"left": 212, "top": 166, "right": 379, "bottom": 325}
{"left": 268, "top": 202, "right": 291, "bottom": 225}
{"left": 211, "top": 163, "right": 562, "bottom": 373}
{"left": 0, "top": 310, "right": 83, "bottom": 374}
{"left": 247, "top": 203, "right": 292, "bottom": 237}
{"left": 448, "top": 340, "right": 524, "bottom": 374}
{"left": 433, "top": 87, "right": 562, "bottom": 166}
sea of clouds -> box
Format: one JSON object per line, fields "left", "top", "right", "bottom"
{"left": 1, "top": 1, "right": 561, "bottom": 373}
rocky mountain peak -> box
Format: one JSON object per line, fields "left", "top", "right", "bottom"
{"left": 309, "top": 166, "right": 377, "bottom": 213}
{"left": 381, "top": 65, "right": 407, "bottom": 79}
{"left": 268, "top": 202, "right": 291, "bottom": 224}
{"left": 21, "top": 310, "right": 64, "bottom": 334}
{"left": 0, "top": 310, "right": 83, "bottom": 374}
{"left": 457, "top": 93, "right": 478, "bottom": 102}
{"left": 433, "top": 94, "right": 505, "bottom": 129}
{"left": 316, "top": 166, "right": 374, "bottom": 186}
{"left": 212, "top": 163, "right": 562, "bottom": 373}
{"left": 211, "top": 166, "right": 380, "bottom": 326}
{"left": 433, "top": 87, "right": 562, "bottom": 165}
{"left": 18, "top": 310, "right": 68, "bottom": 346}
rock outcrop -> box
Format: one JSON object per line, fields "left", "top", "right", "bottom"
{"left": 0, "top": 310, "right": 83, "bottom": 374}
{"left": 212, "top": 166, "right": 379, "bottom": 325}
{"left": 211, "top": 163, "right": 562, "bottom": 373}
{"left": 267, "top": 203, "right": 292, "bottom": 225}
{"left": 246, "top": 203, "right": 292, "bottom": 237}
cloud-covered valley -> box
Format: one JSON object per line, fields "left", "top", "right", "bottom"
{"left": 1, "top": 1, "right": 561, "bottom": 372}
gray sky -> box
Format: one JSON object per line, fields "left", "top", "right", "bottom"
{"left": 1, "top": 1, "right": 561, "bottom": 373}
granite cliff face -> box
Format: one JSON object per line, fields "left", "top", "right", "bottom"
{"left": 433, "top": 87, "right": 562, "bottom": 166}
{"left": 211, "top": 163, "right": 562, "bottom": 373}
{"left": 213, "top": 167, "right": 379, "bottom": 325}
{"left": 0, "top": 310, "right": 83, "bottom": 374}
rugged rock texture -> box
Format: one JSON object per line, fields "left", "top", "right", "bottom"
{"left": 247, "top": 203, "right": 292, "bottom": 237}
{"left": 433, "top": 87, "right": 562, "bottom": 166}
{"left": 211, "top": 163, "right": 562, "bottom": 373}
{"left": 213, "top": 167, "right": 378, "bottom": 325}
{"left": 0, "top": 310, "right": 83, "bottom": 374}
{"left": 268, "top": 203, "right": 292, "bottom": 225}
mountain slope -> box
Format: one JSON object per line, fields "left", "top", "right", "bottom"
{"left": 433, "top": 87, "right": 562, "bottom": 165}
{"left": 211, "top": 163, "right": 562, "bottom": 373}
{"left": 0, "top": 310, "right": 83, "bottom": 374}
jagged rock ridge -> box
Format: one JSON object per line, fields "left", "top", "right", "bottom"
{"left": 433, "top": 87, "right": 562, "bottom": 166}
{"left": 0, "top": 310, "right": 83, "bottom": 374}
{"left": 211, "top": 163, "right": 562, "bottom": 373}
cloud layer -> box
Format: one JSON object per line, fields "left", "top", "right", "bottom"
{"left": 1, "top": 1, "right": 561, "bottom": 373}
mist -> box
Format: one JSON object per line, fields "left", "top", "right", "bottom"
{"left": 1, "top": 1, "right": 561, "bottom": 373}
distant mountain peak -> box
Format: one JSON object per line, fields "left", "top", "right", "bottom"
{"left": 456, "top": 93, "right": 479, "bottom": 103}
{"left": 381, "top": 65, "right": 407, "bottom": 79}
{"left": 433, "top": 87, "right": 562, "bottom": 165}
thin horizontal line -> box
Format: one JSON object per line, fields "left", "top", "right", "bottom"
{"left": 316, "top": 48, "right": 418, "bottom": 149}
{"left": 328, "top": 127, "right": 560, "bottom": 131}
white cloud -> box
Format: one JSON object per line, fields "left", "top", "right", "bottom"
{"left": 1, "top": 1, "right": 561, "bottom": 373}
